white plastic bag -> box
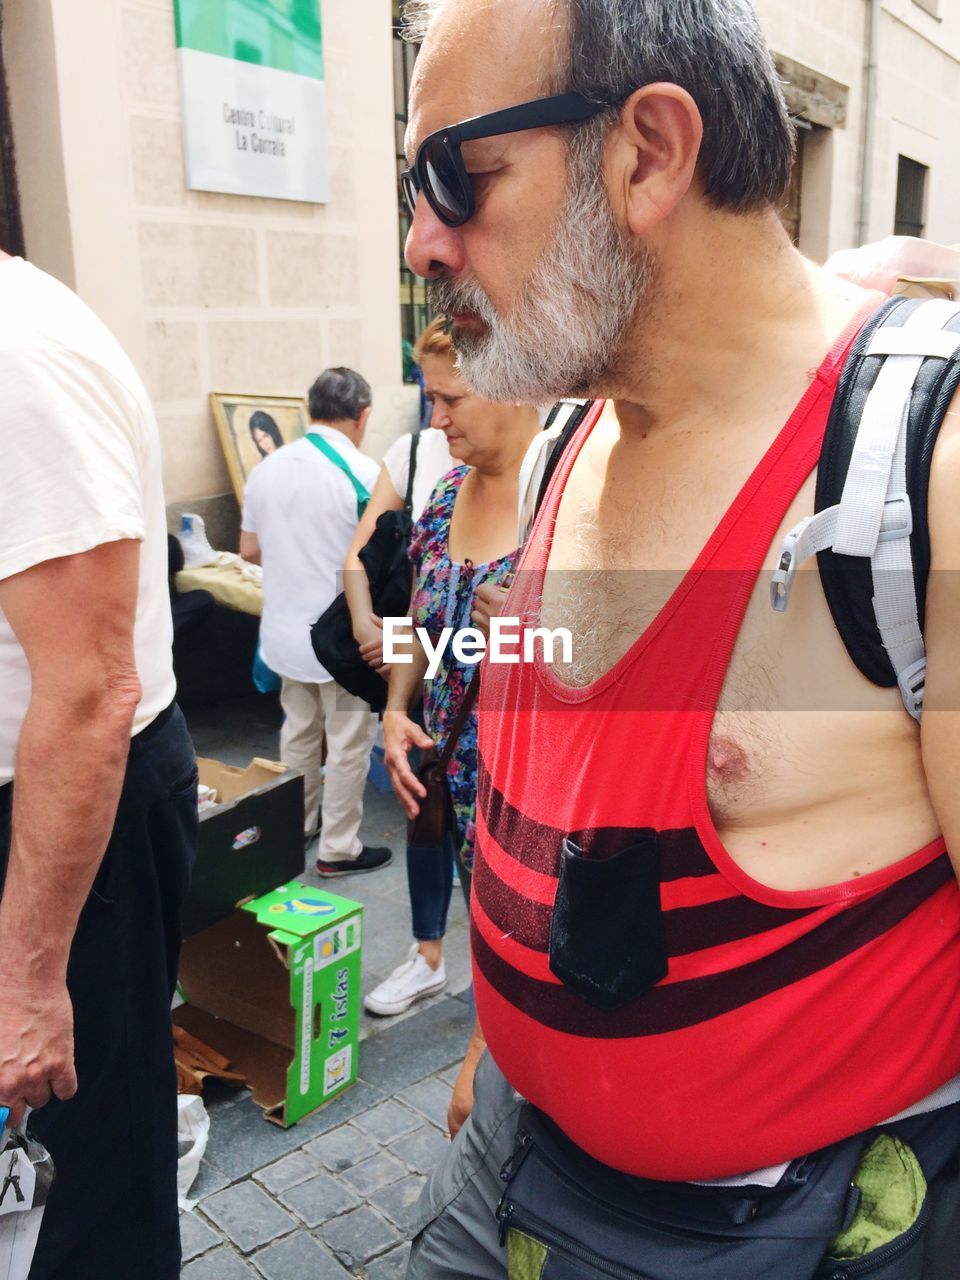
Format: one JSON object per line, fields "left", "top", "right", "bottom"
{"left": 176, "top": 1094, "right": 210, "bottom": 1212}
{"left": 0, "top": 1110, "right": 55, "bottom": 1280}
{"left": 177, "top": 513, "right": 218, "bottom": 569}
{"left": 825, "top": 236, "right": 960, "bottom": 299}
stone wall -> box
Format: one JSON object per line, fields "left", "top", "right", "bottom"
{"left": 756, "top": 0, "right": 960, "bottom": 255}
{"left": 5, "top": 0, "right": 411, "bottom": 534}
{"left": 5, "top": 0, "right": 960, "bottom": 539}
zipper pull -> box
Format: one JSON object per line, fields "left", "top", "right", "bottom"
{"left": 499, "top": 1128, "right": 532, "bottom": 1184}
{"left": 496, "top": 1200, "right": 514, "bottom": 1247}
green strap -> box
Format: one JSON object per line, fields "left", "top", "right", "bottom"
{"left": 306, "top": 432, "right": 370, "bottom": 519}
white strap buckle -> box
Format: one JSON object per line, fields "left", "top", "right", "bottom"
{"left": 897, "top": 656, "right": 926, "bottom": 722}
{"left": 770, "top": 532, "right": 801, "bottom": 613}
{"left": 877, "top": 492, "right": 913, "bottom": 543}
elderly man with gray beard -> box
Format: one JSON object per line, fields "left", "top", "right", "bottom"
{"left": 397, "top": 1, "right": 960, "bottom": 1278}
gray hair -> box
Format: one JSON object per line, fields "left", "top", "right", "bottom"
{"left": 404, "top": 0, "right": 795, "bottom": 212}
{"left": 307, "top": 367, "right": 372, "bottom": 423}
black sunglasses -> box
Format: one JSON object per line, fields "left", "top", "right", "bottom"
{"left": 400, "top": 91, "right": 613, "bottom": 228}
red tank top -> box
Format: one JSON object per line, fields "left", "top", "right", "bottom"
{"left": 472, "top": 320, "right": 960, "bottom": 1181}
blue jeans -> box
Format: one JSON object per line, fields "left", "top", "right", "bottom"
{"left": 407, "top": 832, "right": 455, "bottom": 941}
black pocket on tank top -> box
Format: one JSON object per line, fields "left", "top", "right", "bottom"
{"left": 548, "top": 832, "right": 668, "bottom": 1009}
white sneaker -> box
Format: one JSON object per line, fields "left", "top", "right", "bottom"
{"left": 364, "top": 944, "right": 447, "bottom": 1016}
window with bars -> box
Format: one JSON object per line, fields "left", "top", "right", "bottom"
{"left": 894, "top": 155, "right": 928, "bottom": 239}
{"left": 393, "top": 6, "right": 433, "bottom": 348}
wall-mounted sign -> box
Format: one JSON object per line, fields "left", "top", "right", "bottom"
{"left": 174, "top": 0, "right": 329, "bottom": 203}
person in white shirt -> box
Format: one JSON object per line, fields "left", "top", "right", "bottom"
{"left": 0, "top": 254, "right": 197, "bottom": 1278}
{"left": 384, "top": 421, "right": 458, "bottom": 520}
{"left": 240, "top": 368, "right": 391, "bottom": 876}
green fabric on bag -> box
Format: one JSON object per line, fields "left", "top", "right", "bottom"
{"left": 829, "top": 1134, "right": 926, "bottom": 1260}
{"left": 507, "top": 1228, "right": 548, "bottom": 1280}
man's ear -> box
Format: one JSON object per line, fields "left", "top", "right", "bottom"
{"left": 357, "top": 405, "right": 372, "bottom": 437}
{"left": 609, "top": 83, "right": 703, "bottom": 236}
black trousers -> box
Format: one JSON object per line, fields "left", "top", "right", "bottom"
{"left": 0, "top": 702, "right": 197, "bottom": 1280}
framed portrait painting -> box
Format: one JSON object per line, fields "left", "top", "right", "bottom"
{"left": 210, "top": 392, "right": 310, "bottom": 501}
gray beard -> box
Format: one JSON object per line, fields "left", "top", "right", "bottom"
{"left": 430, "top": 165, "right": 655, "bottom": 403}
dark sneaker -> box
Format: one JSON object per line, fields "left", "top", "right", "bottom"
{"left": 316, "top": 846, "right": 393, "bottom": 877}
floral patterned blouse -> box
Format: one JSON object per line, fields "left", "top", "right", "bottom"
{"left": 409, "top": 466, "right": 515, "bottom": 868}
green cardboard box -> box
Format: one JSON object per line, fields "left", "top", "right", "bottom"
{"left": 173, "top": 881, "right": 363, "bottom": 1126}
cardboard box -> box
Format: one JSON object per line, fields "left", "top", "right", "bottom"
{"left": 174, "top": 881, "right": 362, "bottom": 1126}
{"left": 183, "top": 757, "right": 305, "bottom": 937}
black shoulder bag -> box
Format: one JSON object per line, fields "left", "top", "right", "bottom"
{"left": 310, "top": 430, "right": 421, "bottom": 712}
{"left": 407, "top": 671, "right": 480, "bottom": 849}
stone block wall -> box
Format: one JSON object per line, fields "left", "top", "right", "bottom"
{"left": 755, "top": 0, "right": 960, "bottom": 254}
{"left": 5, "top": 0, "right": 409, "bottom": 528}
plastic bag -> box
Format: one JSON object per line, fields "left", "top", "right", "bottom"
{"left": 825, "top": 236, "right": 960, "bottom": 299}
{"left": 0, "top": 1108, "right": 56, "bottom": 1280}
{"left": 177, "top": 513, "right": 218, "bottom": 569}
{"left": 176, "top": 1095, "right": 210, "bottom": 1212}
{"left": 252, "top": 642, "right": 281, "bottom": 694}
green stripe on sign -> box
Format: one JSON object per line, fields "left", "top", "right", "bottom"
{"left": 174, "top": 0, "right": 323, "bottom": 80}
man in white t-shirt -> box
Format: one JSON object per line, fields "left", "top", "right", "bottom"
{"left": 0, "top": 255, "right": 197, "bottom": 1278}
{"left": 241, "top": 368, "right": 391, "bottom": 876}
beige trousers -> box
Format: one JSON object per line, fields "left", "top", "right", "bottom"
{"left": 279, "top": 677, "right": 378, "bottom": 861}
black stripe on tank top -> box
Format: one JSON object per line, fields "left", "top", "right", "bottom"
{"left": 472, "top": 849, "right": 815, "bottom": 958}
{"left": 478, "top": 758, "right": 717, "bottom": 882}
{"left": 472, "top": 854, "right": 953, "bottom": 1038}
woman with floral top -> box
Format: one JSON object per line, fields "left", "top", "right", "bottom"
{"left": 365, "top": 319, "right": 539, "bottom": 1018}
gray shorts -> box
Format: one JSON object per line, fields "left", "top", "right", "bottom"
{"left": 407, "top": 1051, "right": 519, "bottom": 1280}
{"left": 407, "top": 1054, "right": 960, "bottom": 1280}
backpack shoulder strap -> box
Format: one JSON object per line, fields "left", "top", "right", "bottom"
{"left": 516, "top": 400, "right": 598, "bottom": 545}
{"left": 306, "top": 432, "right": 371, "bottom": 520}
{"left": 770, "top": 297, "right": 960, "bottom": 720}
{"left": 535, "top": 400, "right": 597, "bottom": 514}
{"left": 403, "top": 428, "right": 421, "bottom": 517}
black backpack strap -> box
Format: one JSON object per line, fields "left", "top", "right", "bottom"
{"left": 817, "top": 299, "right": 960, "bottom": 691}
{"left": 771, "top": 296, "right": 960, "bottom": 719}
{"left": 516, "top": 400, "right": 599, "bottom": 547}
{"left": 403, "top": 426, "right": 421, "bottom": 517}
{"left": 535, "top": 400, "right": 597, "bottom": 516}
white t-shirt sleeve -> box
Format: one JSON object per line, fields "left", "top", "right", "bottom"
{"left": 0, "top": 344, "right": 147, "bottom": 583}
{"left": 381, "top": 432, "right": 415, "bottom": 503}
{"left": 241, "top": 467, "right": 261, "bottom": 533}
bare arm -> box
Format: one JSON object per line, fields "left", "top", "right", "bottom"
{"left": 920, "top": 392, "right": 960, "bottom": 885}
{"left": 448, "top": 1018, "right": 487, "bottom": 1137}
{"left": 239, "top": 530, "right": 261, "bottom": 565}
{"left": 382, "top": 604, "right": 433, "bottom": 818}
{"left": 344, "top": 465, "right": 404, "bottom": 664}
{"left": 0, "top": 540, "right": 142, "bottom": 1121}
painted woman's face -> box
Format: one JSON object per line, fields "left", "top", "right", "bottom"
{"left": 253, "top": 426, "right": 277, "bottom": 456}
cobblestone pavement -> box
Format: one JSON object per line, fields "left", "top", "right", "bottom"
{"left": 180, "top": 696, "right": 473, "bottom": 1277}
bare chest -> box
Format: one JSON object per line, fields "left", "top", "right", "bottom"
{"left": 448, "top": 477, "right": 519, "bottom": 567}
{"left": 538, "top": 448, "right": 936, "bottom": 888}
{"left": 539, "top": 426, "right": 774, "bottom": 684}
